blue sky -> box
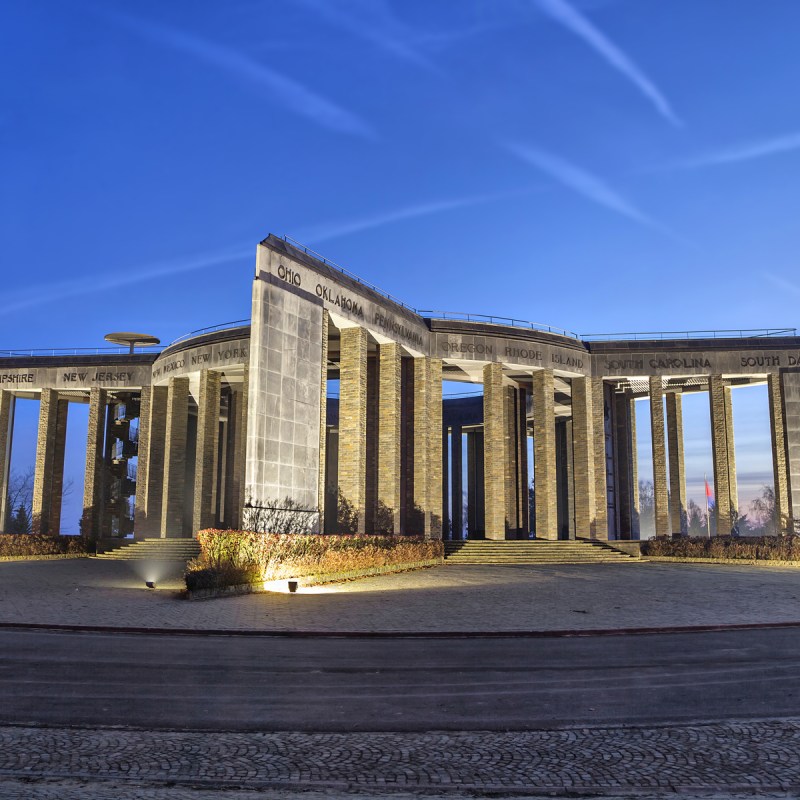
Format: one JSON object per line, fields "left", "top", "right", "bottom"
{"left": 2, "top": 0, "right": 797, "bottom": 531}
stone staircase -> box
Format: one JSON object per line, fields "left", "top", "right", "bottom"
{"left": 94, "top": 538, "right": 201, "bottom": 562}
{"left": 443, "top": 539, "right": 637, "bottom": 565}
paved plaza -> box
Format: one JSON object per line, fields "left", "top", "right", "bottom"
{"left": 1, "top": 557, "right": 800, "bottom": 632}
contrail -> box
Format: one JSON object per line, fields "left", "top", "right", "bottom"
{"left": 110, "top": 11, "right": 374, "bottom": 138}
{"left": 532, "top": 0, "right": 682, "bottom": 127}
{"left": 4, "top": 247, "right": 250, "bottom": 315}
{"left": 665, "top": 132, "right": 800, "bottom": 170}
{"left": 505, "top": 141, "right": 666, "bottom": 232}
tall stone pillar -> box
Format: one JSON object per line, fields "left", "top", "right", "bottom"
{"left": 532, "top": 369, "right": 558, "bottom": 540}
{"left": 571, "top": 376, "right": 596, "bottom": 538}
{"left": 365, "top": 354, "right": 379, "bottom": 533}
{"left": 466, "top": 430, "right": 484, "bottom": 537}
{"left": 318, "top": 311, "right": 329, "bottom": 532}
{"left": 161, "top": 377, "right": 189, "bottom": 538}
{"left": 377, "top": 342, "right": 402, "bottom": 533}
{"left": 483, "top": 362, "right": 507, "bottom": 539}
{"left": 709, "top": 375, "right": 733, "bottom": 536}
{"left": 412, "top": 357, "right": 442, "bottom": 539}
{"left": 0, "top": 391, "right": 15, "bottom": 531}
{"left": 224, "top": 368, "right": 248, "bottom": 530}
{"left": 339, "top": 327, "right": 368, "bottom": 534}
{"left": 192, "top": 370, "right": 221, "bottom": 533}
{"left": 516, "top": 388, "right": 529, "bottom": 537}
{"left": 451, "top": 424, "right": 463, "bottom": 539}
{"left": 138, "top": 386, "right": 168, "bottom": 538}
{"left": 503, "top": 385, "right": 518, "bottom": 535}
{"left": 32, "top": 390, "right": 59, "bottom": 534}
{"left": 133, "top": 387, "right": 151, "bottom": 539}
{"left": 768, "top": 373, "right": 791, "bottom": 533}
{"left": 81, "top": 388, "right": 107, "bottom": 539}
{"left": 725, "top": 386, "right": 738, "bottom": 514}
{"left": 649, "top": 377, "right": 669, "bottom": 537}
{"left": 591, "top": 378, "right": 608, "bottom": 539}
{"left": 666, "top": 392, "right": 687, "bottom": 536}
{"left": 780, "top": 371, "right": 800, "bottom": 531}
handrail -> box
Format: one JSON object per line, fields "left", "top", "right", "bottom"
{"left": 168, "top": 319, "right": 251, "bottom": 346}
{"left": 581, "top": 328, "right": 797, "bottom": 341}
{"left": 0, "top": 346, "right": 163, "bottom": 357}
{"left": 282, "top": 236, "right": 418, "bottom": 312}
{"left": 419, "top": 310, "right": 579, "bottom": 339}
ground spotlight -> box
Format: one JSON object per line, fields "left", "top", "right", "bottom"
{"left": 288, "top": 580, "right": 298, "bottom": 593}
{"left": 145, "top": 580, "right": 156, "bottom": 589}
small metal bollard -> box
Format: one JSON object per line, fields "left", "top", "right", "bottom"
{"left": 287, "top": 580, "right": 298, "bottom": 593}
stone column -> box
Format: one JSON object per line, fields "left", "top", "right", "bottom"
{"left": 442, "top": 428, "right": 450, "bottom": 538}
{"left": 466, "top": 430, "right": 484, "bottom": 537}
{"left": 725, "top": 386, "right": 738, "bottom": 515}
{"left": 532, "top": 369, "right": 558, "bottom": 540}
{"left": 504, "top": 385, "right": 518, "bottom": 535}
{"left": 648, "top": 377, "right": 669, "bottom": 537}
{"left": 365, "top": 354, "right": 379, "bottom": 533}
{"left": 483, "top": 362, "right": 507, "bottom": 540}
{"left": 427, "top": 358, "right": 443, "bottom": 540}
{"left": 0, "top": 391, "right": 15, "bottom": 531}
{"left": 377, "top": 342, "right": 401, "bottom": 533}
{"left": 571, "top": 376, "right": 596, "bottom": 538}
{"left": 318, "top": 311, "right": 329, "bottom": 532}
{"left": 161, "top": 377, "right": 189, "bottom": 538}
{"left": 451, "top": 424, "right": 463, "bottom": 539}
{"left": 139, "top": 385, "right": 168, "bottom": 538}
{"left": 666, "top": 392, "right": 687, "bottom": 536}
{"left": 339, "top": 327, "right": 368, "bottom": 534}
{"left": 768, "top": 373, "right": 791, "bottom": 533}
{"left": 517, "top": 388, "right": 529, "bottom": 537}
{"left": 192, "top": 370, "right": 221, "bottom": 534}
{"left": 81, "top": 388, "right": 107, "bottom": 539}
{"left": 49, "top": 399, "right": 69, "bottom": 535}
{"left": 709, "top": 375, "right": 733, "bottom": 536}
{"left": 224, "top": 368, "right": 248, "bottom": 530}
{"left": 780, "top": 371, "right": 800, "bottom": 531}
{"left": 133, "top": 388, "right": 151, "bottom": 539}
{"left": 591, "top": 378, "right": 608, "bottom": 540}
{"left": 32, "top": 390, "right": 59, "bottom": 534}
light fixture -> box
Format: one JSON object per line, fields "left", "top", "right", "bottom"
{"left": 287, "top": 580, "right": 298, "bottom": 593}
{"left": 145, "top": 580, "right": 156, "bottom": 589}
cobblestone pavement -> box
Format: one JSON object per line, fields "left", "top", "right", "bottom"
{"left": 1, "top": 720, "right": 800, "bottom": 795}
{"left": 2, "top": 559, "right": 800, "bottom": 633}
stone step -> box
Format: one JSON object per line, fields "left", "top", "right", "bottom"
{"left": 443, "top": 539, "right": 636, "bottom": 565}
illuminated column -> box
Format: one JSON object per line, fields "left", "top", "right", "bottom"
{"left": 160, "top": 376, "right": 189, "bottom": 538}
{"left": 768, "top": 373, "right": 791, "bottom": 533}
{"left": 81, "top": 388, "right": 107, "bottom": 539}
{"left": 0, "top": 391, "right": 15, "bottom": 531}
{"left": 193, "top": 370, "right": 221, "bottom": 533}
{"left": 451, "top": 424, "right": 463, "bottom": 539}
{"left": 32, "top": 390, "right": 58, "bottom": 534}
{"left": 224, "top": 367, "right": 248, "bottom": 530}
{"left": 725, "top": 386, "right": 739, "bottom": 515}
{"left": 781, "top": 371, "right": 800, "bottom": 530}
{"left": 339, "top": 327, "right": 368, "bottom": 534}
{"left": 666, "top": 391, "right": 687, "bottom": 536}
{"left": 377, "top": 342, "right": 402, "bottom": 533}
{"left": 483, "top": 362, "right": 507, "bottom": 540}
{"left": 649, "top": 377, "right": 669, "bottom": 537}
{"left": 532, "top": 369, "right": 558, "bottom": 540}
{"left": 138, "top": 386, "right": 168, "bottom": 538}
{"left": 133, "top": 387, "right": 151, "bottom": 539}
{"left": 591, "top": 377, "right": 608, "bottom": 539}
{"left": 318, "top": 311, "right": 329, "bottom": 532}
{"left": 709, "top": 375, "right": 732, "bottom": 536}
{"left": 427, "top": 358, "right": 443, "bottom": 539}
{"left": 365, "top": 354, "right": 379, "bottom": 533}
{"left": 571, "top": 376, "right": 596, "bottom": 538}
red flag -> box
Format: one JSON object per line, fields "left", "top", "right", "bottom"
{"left": 705, "top": 478, "right": 715, "bottom": 509}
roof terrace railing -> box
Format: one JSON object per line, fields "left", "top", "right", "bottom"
{"left": 282, "top": 235, "right": 418, "bottom": 313}
{"left": 168, "top": 319, "right": 251, "bottom": 346}
{"left": 419, "top": 310, "right": 580, "bottom": 339}
{"left": 0, "top": 346, "right": 164, "bottom": 358}
{"left": 580, "top": 328, "right": 797, "bottom": 342}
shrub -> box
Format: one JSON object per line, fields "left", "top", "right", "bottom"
{"left": 186, "top": 529, "right": 444, "bottom": 590}
{"left": 0, "top": 534, "right": 88, "bottom": 558}
{"left": 642, "top": 535, "right": 800, "bottom": 561}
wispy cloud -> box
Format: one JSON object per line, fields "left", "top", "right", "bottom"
{"left": 110, "top": 11, "right": 374, "bottom": 138}
{"left": 505, "top": 141, "right": 668, "bottom": 233}
{"left": 764, "top": 272, "right": 800, "bottom": 298}
{"left": 4, "top": 247, "right": 250, "bottom": 315}
{"left": 296, "top": 190, "right": 528, "bottom": 244}
{"left": 295, "top": 0, "right": 440, "bottom": 74}
{"left": 662, "top": 132, "right": 800, "bottom": 170}
{"left": 531, "top": 0, "right": 682, "bottom": 127}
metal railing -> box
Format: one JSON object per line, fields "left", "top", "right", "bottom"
{"left": 581, "top": 327, "right": 797, "bottom": 342}
{"left": 0, "top": 346, "right": 162, "bottom": 358}
{"left": 168, "top": 319, "right": 251, "bottom": 346}
{"left": 419, "top": 310, "right": 579, "bottom": 339}
{"left": 282, "top": 236, "right": 417, "bottom": 312}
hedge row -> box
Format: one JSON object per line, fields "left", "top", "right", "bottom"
{"left": 642, "top": 535, "right": 800, "bottom": 561}
{"left": 0, "top": 534, "right": 89, "bottom": 558}
{"left": 185, "top": 529, "right": 444, "bottom": 591}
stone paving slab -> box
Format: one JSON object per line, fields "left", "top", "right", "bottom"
{"left": 1, "top": 720, "right": 799, "bottom": 795}
{"left": 2, "top": 558, "right": 800, "bottom": 633}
